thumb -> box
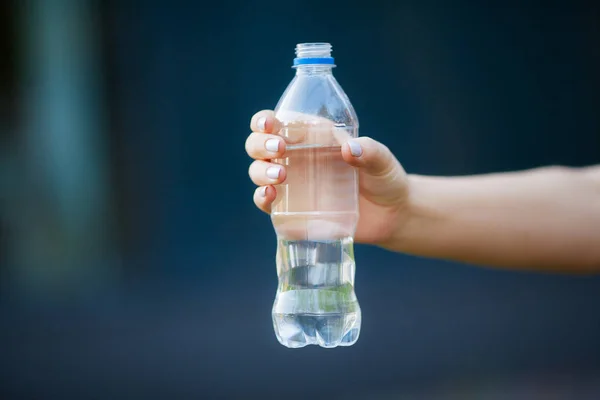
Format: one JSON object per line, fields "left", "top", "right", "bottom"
{"left": 341, "top": 137, "right": 398, "bottom": 178}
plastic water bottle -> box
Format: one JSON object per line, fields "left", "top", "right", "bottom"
{"left": 270, "top": 43, "right": 361, "bottom": 348}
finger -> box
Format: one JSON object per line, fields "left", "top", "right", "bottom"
{"left": 245, "top": 132, "right": 287, "bottom": 160}
{"left": 253, "top": 185, "right": 276, "bottom": 214}
{"left": 341, "top": 137, "right": 398, "bottom": 177}
{"left": 248, "top": 160, "right": 287, "bottom": 186}
{"left": 250, "top": 110, "right": 283, "bottom": 134}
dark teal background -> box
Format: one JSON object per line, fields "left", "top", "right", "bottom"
{"left": 1, "top": 0, "right": 599, "bottom": 398}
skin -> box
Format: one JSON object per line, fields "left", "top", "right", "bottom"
{"left": 246, "top": 110, "right": 600, "bottom": 273}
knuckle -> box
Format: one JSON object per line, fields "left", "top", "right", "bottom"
{"left": 245, "top": 135, "right": 253, "bottom": 155}
{"left": 246, "top": 134, "right": 266, "bottom": 158}
{"left": 378, "top": 143, "right": 392, "bottom": 157}
{"left": 252, "top": 110, "right": 273, "bottom": 124}
{"left": 360, "top": 136, "right": 377, "bottom": 148}
{"left": 248, "top": 161, "right": 259, "bottom": 177}
{"left": 361, "top": 136, "right": 389, "bottom": 156}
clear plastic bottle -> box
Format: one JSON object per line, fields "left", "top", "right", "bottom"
{"left": 270, "top": 43, "right": 361, "bottom": 348}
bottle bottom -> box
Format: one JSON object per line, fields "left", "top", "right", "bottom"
{"left": 272, "top": 237, "right": 361, "bottom": 348}
{"left": 273, "top": 310, "right": 361, "bottom": 349}
{"left": 272, "top": 286, "right": 361, "bottom": 348}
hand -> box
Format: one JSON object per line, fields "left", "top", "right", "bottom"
{"left": 245, "top": 110, "right": 410, "bottom": 248}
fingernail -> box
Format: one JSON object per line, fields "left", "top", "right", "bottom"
{"left": 265, "top": 139, "right": 280, "bottom": 153}
{"left": 348, "top": 140, "right": 363, "bottom": 157}
{"left": 257, "top": 117, "right": 267, "bottom": 132}
{"left": 259, "top": 186, "right": 267, "bottom": 197}
{"left": 266, "top": 166, "right": 281, "bottom": 180}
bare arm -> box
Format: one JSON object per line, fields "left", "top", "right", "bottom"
{"left": 390, "top": 166, "right": 600, "bottom": 272}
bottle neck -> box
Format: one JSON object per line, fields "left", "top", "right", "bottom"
{"left": 295, "top": 65, "right": 334, "bottom": 76}
{"left": 293, "top": 43, "right": 335, "bottom": 75}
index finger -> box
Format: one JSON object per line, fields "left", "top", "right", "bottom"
{"left": 250, "top": 110, "right": 283, "bottom": 134}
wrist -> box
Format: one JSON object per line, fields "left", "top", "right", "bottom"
{"left": 382, "top": 174, "right": 441, "bottom": 253}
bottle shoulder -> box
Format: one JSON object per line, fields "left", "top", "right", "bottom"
{"left": 275, "top": 73, "right": 358, "bottom": 127}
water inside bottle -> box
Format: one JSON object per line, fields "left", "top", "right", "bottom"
{"left": 271, "top": 140, "right": 361, "bottom": 348}
{"left": 272, "top": 237, "right": 361, "bottom": 348}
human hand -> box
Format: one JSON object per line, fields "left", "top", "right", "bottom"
{"left": 245, "top": 110, "right": 409, "bottom": 248}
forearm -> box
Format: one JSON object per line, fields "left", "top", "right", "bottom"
{"left": 391, "top": 166, "right": 600, "bottom": 272}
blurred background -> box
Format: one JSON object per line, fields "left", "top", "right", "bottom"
{"left": 1, "top": 0, "right": 599, "bottom": 398}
